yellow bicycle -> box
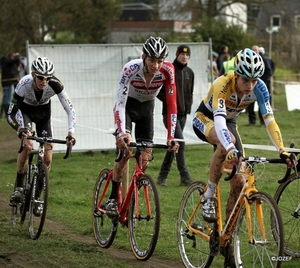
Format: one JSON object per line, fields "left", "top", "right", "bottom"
{"left": 177, "top": 154, "right": 285, "bottom": 268}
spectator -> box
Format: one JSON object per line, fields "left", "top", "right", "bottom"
{"left": 216, "top": 45, "right": 229, "bottom": 72}
{"left": 246, "top": 45, "right": 273, "bottom": 126}
{"left": 259, "top": 47, "right": 275, "bottom": 95}
{"left": 157, "top": 44, "right": 194, "bottom": 186}
{"left": 219, "top": 50, "right": 239, "bottom": 76}
{"left": 1, "top": 52, "right": 21, "bottom": 117}
{"left": 207, "top": 51, "right": 219, "bottom": 82}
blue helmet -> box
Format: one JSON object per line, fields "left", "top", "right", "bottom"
{"left": 234, "top": 48, "right": 265, "bottom": 78}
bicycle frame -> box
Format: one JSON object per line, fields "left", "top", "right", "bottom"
{"left": 96, "top": 148, "right": 151, "bottom": 225}
{"left": 178, "top": 155, "right": 287, "bottom": 267}
{"left": 13, "top": 134, "right": 71, "bottom": 239}
{"left": 188, "top": 166, "right": 266, "bottom": 248}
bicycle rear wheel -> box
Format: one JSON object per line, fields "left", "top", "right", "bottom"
{"left": 233, "top": 191, "right": 284, "bottom": 268}
{"left": 128, "top": 174, "right": 160, "bottom": 260}
{"left": 177, "top": 181, "right": 214, "bottom": 268}
{"left": 92, "top": 168, "right": 118, "bottom": 248}
{"left": 274, "top": 173, "right": 300, "bottom": 258}
{"left": 28, "top": 163, "right": 49, "bottom": 239}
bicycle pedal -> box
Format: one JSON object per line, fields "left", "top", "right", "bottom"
{"left": 191, "top": 222, "right": 204, "bottom": 231}
{"left": 9, "top": 201, "right": 17, "bottom": 207}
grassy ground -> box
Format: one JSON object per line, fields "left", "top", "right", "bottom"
{"left": 0, "top": 81, "right": 299, "bottom": 267}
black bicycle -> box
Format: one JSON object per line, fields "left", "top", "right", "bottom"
{"left": 274, "top": 144, "right": 300, "bottom": 258}
{"left": 11, "top": 133, "right": 71, "bottom": 239}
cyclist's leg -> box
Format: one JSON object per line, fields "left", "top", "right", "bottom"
{"left": 225, "top": 119, "right": 246, "bottom": 220}
{"left": 106, "top": 120, "right": 132, "bottom": 217}
{"left": 36, "top": 117, "right": 53, "bottom": 170}
{"left": 10, "top": 113, "right": 33, "bottom": 205}
{"left": 132, "top": 98, "right": 154, "bottom": 173}
{"left": 193, "top": 112, "right": 231, "bottom": 222}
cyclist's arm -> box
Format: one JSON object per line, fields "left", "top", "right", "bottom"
{"left": 7, "top": 93, "right": 23, "bottom": 131}
{"left": 255, "top": 80, "right": 285, "bottom": 151}
{"left": 51, "top": 77, "right": 76, "bottom": 135}
{"left": 113, "top": 61, "right": 137, "bottom": 137}
{"left": 161, "top": 62, "right": 177, "bottom": 140}
{"left": 57, "top": 88, "right": 76, "bottom": 134}
{"left": 211, "top": 80, "right": 235, "bottom": 152}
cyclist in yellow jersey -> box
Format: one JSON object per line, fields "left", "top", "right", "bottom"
{"left": 193, "top": 48, "right": 295, "bottom": 223}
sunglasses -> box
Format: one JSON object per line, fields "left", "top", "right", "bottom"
{"left": 35, "top": 74, "right": 52, "bottom": 81}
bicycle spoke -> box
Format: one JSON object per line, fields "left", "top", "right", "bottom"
{"left": 234, "top": 191, "right": 284, "bottom": 267}
{"left": 128, "top": 174, "right": 160, "bottom": 261}
{"left": 274, "top": 174, "right": 300, "bottom": 257}
{"left": 92, "top": 169, "right": 118, "bottom": 248}
{"left": 28, "top": 164, "right": 48, "bottom": 239}
{"left": 177, "top": 181, "right": 214, "bottom": 268}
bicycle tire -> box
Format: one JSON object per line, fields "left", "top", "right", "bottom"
{"left": 274, "top": 173, "right": 300, "bottom": 258}
{"left": 28, "top": 163, "right": 49, "bottom": 239}
{"left": 92, "top": 168, "right": 118, "bottom": 248}
{"left": 20, "top": 163, "right": 35, "bottom": 224}
{"left": 233, "top": 191, "right": 284, "bottom": 268}
{"left": 128, "top": 174, "right": 160, "bottom": 261}
{"left": 177, "top": 181, "right": 214, "bottom": 268}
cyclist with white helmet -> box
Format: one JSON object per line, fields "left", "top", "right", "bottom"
{"left": 105, "top": 36, "right": 179, "bottom": 217}
{"left": 7, "top": 56, "right": 76, "bottom": 206}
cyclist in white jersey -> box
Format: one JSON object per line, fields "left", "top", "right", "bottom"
{"left": 7, "top": 56, "right": 76, "bottom": 207}
{"left": 105, "top": 36, "right": 179, "bottom": 217}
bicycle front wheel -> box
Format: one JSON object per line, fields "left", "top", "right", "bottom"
{"left": 20, "top": 163, "right": 35, "bottom": 224}
{"left": 28, "top": 163, "right": 49, "bottom": 240}
{"left": 92, "top": 168, "right": 118, "bottom": 248}
{"left": 128, "top": 174, "right": 160, "bottom": 261}
{"left": 177, "top": 181, "right": 214, "bottom": 268}
{"left": 274, "top": 173, "right": 300, "bottom": 258}
{"left": 233, "top": 191, "right": 284, "bottom": 268}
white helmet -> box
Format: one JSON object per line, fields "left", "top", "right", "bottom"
{"left": 31, "top": 56, "right": 55, "bottom": 75}
{"left": 142, "top": 36, "right": 169, "bottom": 59}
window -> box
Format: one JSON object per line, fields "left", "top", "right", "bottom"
{"left": 271, "top": 15, "right": 281, "bottom": 27}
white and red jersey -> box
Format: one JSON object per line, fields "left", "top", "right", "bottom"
{"left": 114, "top": 58, "right": 177, "bottom": 139}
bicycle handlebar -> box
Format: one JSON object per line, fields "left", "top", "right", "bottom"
{"left": 115, "top": 140, "right": 169, "bottom": 162}
{"left": 18, "top": 135, "right": 72, "bottom": 159}
{"left": 224, "top": 155, "right": 287, "bottom": 181}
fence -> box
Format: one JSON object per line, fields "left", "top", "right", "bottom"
{"left": 26, "top": 42, "right": 211, "bottom": 151}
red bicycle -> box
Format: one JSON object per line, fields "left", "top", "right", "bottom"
{"left": 92, "top": 140, "right": 168, "bottom": 260}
